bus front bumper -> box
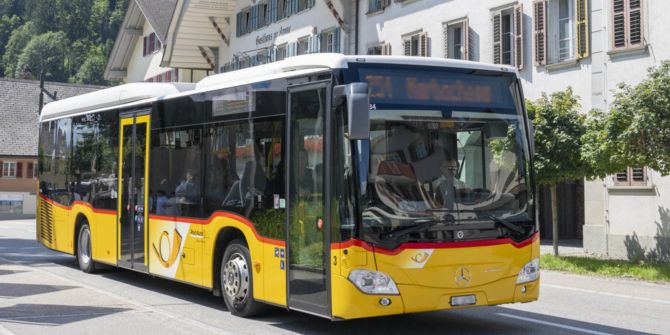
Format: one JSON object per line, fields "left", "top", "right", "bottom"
{"left": 331, "top": 274, "right": 539, "bottom": 320}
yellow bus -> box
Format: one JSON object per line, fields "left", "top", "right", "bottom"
{"left": 37, "top": 54, "right": 539, "bottom": 320}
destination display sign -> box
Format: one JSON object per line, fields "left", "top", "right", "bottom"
{"left": 357, "top": 67, "right": 515, "bottom": 109}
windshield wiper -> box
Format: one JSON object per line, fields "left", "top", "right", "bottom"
{"left": 380, "top": 219, "right": 454, "bottom": 240}
{"left": 480, "top": 214, "right": 525, "bottom": 234}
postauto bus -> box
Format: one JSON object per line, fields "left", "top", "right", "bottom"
{"left": 37, "top": 54, "right": 539, "bottom": 320}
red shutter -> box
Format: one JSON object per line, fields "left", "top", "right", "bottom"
{"left": 166, "top": 70, "right": 171, "bottom": 82}
{"left": 149, "top": 33, "right": 155, "bottom": 53}
{"left": 27, "top": 162, "right": 34, "bottom": 179}
{"left": 16, "top": 162, "right": 23, "bottom": 178}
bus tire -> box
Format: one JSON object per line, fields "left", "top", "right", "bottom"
{"left": 77, "top": 223, "right": 96, "bottom": 273}
{"left": 220, "top": 239, "right": 265, "bottom": 317}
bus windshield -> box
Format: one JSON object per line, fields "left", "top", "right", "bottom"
{"left": 352, "top": 65, "right": 534, "bottom": 247}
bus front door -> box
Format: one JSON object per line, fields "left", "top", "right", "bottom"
{"left": 117, "top": 112, "right": 150, "bottom": 272}
{"left": 286, "top": 83, "right": 331, "bottom": 317}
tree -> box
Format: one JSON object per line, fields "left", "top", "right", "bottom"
{"left": 15, "top": 31, "right": 69, "bottom": 81}
{"left": 606, "top": 61, "right": 670, "bottom": 175}
{"left": 1, "top": 20, "right": 35, "bottom": 77}
{"left": 527, "top": 88, "right": 586, "bottom": 255}
{"left": 0, "top": 14, "right": 21, "bottom": 76}
{"left": 73, "top": 46, "right": 107, "bottom": 85}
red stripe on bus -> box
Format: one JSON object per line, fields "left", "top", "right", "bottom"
{"left": 149, "top": 212, "right": 286, "bottom": 247}
{"left": 331, "top": 233, "right": 539, "bottom": 255}
{"left": 39, "top": 195, "right": 116, "bottom": 215}
{"left": 40, "top": 194, "right": 284, "bottom": 247}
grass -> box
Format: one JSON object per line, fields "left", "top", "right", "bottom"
{"left": 540, "top": 254, "right": 670, "bottom": 283}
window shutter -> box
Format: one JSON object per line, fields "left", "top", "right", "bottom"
{"left": 463, "top": 18, "right": 470, "bottom": 61}
{"left": 613, "top": 170, "right": 628, "bottom": 185}
{"left": 27, "top": 162, "right": 34, "bottom": 179}
{"left": 236, "top": 13, "right": 241, "bottom": 36}
{"left": 628, "top": 0, "right": 643, "bottom": 46}
{"left": 442, "top": 23, "right": 449, "bottom": 58}
{"left": 419, "top": 32, "right": 428, "bottom": 56}
{"left": 16, "top": 162, "right": 22, "bottom": 178}
{"left": 293, "top": 0, "right": 298, "bottom": 15}
{"left": 514, "top": 4, "right": 524, "bottom": 69}
{"left": 404, "top": 38, "right": 411, "bottom": 56}
{"left": 630, "top": 167, "right": 647, "bottom": 186}
{"left": 142, "top": 37, "right": 147, "bottom": 56}
{"left": 383, "top": 42, "right": 392, "bottom": 55}
{"left": 533, "top": 0, "right": 547, "bottom": 66}
{"left": 612, "top": 0, "right": 626, "bottom": 49}
{"left": 575, "top": 0, "right": 589, "bottom": 58}
{"left": 0, "top": 161, "right": 3, "bottom": 178}
{"left": 493, "top": 12, "right": 502, "bottom": 64}
{"left": 269, "top": 0, "right": 275, "bottom": 23}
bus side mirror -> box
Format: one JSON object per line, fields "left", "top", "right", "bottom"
{"left": 334, "top": 83, "right": 370, "bottom": 140}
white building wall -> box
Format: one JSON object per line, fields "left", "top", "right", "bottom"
{"left": 220, "top": 0, "right": 349, "bottom": 69}
{"left": 126, "top": 22, "right": 165, "bottom": 83}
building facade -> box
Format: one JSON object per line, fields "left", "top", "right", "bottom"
{"left": 106, "top": 0, "right": 669, "bottom": 260}
{"left": 0, "top": 78, "right": 103, "bottom": 219}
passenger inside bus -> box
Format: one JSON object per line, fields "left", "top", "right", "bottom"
{"left": 176, "top": 169, "right": 200, "bottom": 216}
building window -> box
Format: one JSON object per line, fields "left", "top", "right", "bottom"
{"left": 443, "top": 18, "right": 470, "bottom": 60}
{"left": 533, "top": 0, "right": 589, "bottom": 66}
{"left": 297, "top": 36, "right": 310, "bottom": 55}
{"left": 493, "top": 4, "right": 523, "bottom": 69}
{"left": 403, "top": 31, "right": 428, "bottom": 57}
{"left": 319, "top": 28, "right": 341, "bottom": 53}
{"left": 30, "top": 162, "right": 37, "bottom": 179}
{"left": 143, "top": 32, "right": 161, "bottom": 57}
{"left": 611, "top": 0, "right": 644, "bottom": 50}
{"left": 368, "top": 0, "right": 389, "bottom": 13}
{"left": 367, "top": 43, "right": 391, "bottom": 55}
{"left": 276, "top": 44, "right": 288, "bottom": 61}
{"left": 259, "top": 2, "right": 268, "bottom": 28}
{"left": 1, "top": 161, "right": 17, "bottom": 178}
{"left": 613, "top": 167, "right": 647, "bottom": 186}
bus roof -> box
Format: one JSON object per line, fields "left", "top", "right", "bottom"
{"left": 40, "top": 82, "right": 195, "bottom": 121}
{"left": 40, "top": 54, "right": 516, "bottom": 121}
{"left": 195, "top": 53, "right": 517, "bottom": 90}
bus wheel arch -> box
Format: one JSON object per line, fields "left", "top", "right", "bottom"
{"left": 73, "top": 213, "right": 89, "bottom": 257}
{"left": 74, "top": 214, "right": 96, "bottom": 273}
{"left": 213, "top": 227, "right": 247, "bottom": 296}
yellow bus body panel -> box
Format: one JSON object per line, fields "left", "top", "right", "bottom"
{"left": 331, "top": 236, "right": 539, "bottom": 319}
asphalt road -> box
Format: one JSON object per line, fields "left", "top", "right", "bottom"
{"left": 0, "top": 219, "right": 668, "bottom": 335}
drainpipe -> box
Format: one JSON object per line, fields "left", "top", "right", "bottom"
{"left": 354, "top": 0, "right": 359, "bottom": 54}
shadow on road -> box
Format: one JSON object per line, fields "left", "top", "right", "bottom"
{"left": 0, "top": 303, "right": 130, "bottom": 326}
{"left": 0, "top": 235, "right": 655, "bottom": 335}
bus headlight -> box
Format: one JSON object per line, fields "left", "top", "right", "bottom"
{"left": 348, "top": 269, "right": 399, "bottom": 295}
{"left": 516, "top": 258, "right": 540, "bottom": 284}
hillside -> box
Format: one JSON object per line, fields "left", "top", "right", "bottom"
{"left": 0, "top": 0, "right": 128, "bottom": 85}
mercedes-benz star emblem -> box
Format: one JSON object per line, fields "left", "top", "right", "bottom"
{"left": 455, "top": 267, "right": 471, "bottom": 287}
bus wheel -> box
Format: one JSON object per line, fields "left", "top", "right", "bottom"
{"left": 77, "top": 224, "right": 96, "bottom": 273}
{"left": 221, "top": 239, "right": 265, "bottom": 317}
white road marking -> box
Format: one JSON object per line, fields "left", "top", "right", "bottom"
{"left": 0, "top": 255, "right": 230, "bottom": 335}
{"left": 496, "top": 313, "right": 614, "bottom": 335}
{"left": 0, "top": 323, "right": 16, "bottom": 335}
{"left": 543, "top": 283, "right": 670, "bottom": 305}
